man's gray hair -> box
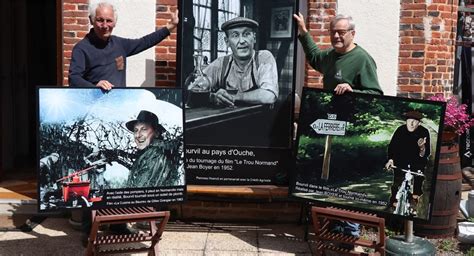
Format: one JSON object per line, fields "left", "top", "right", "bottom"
{"left": 330, "top": 14, "right": 355, "bottom": 30}
{"left": 89, "top": 2, "right": 118, "bottom": 22}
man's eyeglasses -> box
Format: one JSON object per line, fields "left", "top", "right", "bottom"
{"left": 329, "top": 29, "right": 353, "bottom": 36}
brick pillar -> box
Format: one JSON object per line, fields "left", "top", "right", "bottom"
{"left": 398, "top": 0, "right": 458, "bottom": 98}
{"left": 305, "top": 0, "right": 336, "bottom": 88}
{"left": 62, "top": 0, "right": 90, "bottom": 86}
{"left": 155, "top": 0, "right": 177, "bottom": 87}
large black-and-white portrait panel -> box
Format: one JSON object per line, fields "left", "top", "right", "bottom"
{"left": 179, "top": 0, "right": 298, "bottom": 185}
{"left": 37, "top": 87, "right": 185, "bottom": 211}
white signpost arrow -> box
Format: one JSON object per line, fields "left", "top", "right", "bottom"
{"left": 310, "top": 119, "right": 347, "bottom": 136}
{"left": 310, "top": 117, "right": 347, "bottom": 181}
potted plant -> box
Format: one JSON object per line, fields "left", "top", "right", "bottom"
{"left": 429, "top": 94, "right": 474, "bottom": 143}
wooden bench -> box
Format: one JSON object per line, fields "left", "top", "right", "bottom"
{"left": 85, "top": 207, "right": 169, "bottom": 256}
{"left": 311, "top": 206, "right": 385, "bottom": 256}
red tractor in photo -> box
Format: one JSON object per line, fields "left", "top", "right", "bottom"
{"left": 56, "top": 160, "right": 105, "bottom": 208}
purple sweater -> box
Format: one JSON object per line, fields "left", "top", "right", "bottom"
{"left": 69, "top": 27, "right": 170, "bottom": 87}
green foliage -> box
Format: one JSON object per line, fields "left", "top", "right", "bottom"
{"left": 296, "top": 135, "right": 322, "bottom": 160}
{"left": 438, "top": 239, "right": 456, "bottom": 252}
{"left": 384, "top": 228, "right": 399, "bottom": 237}
{"left": 296, "top": 134, "right": 387, "bottom": 183}
{"left": 347, "top": 113, "right": 384, "bottom": 135}
{"left": 466, "top": 246, "right": 474, "bottom": 256}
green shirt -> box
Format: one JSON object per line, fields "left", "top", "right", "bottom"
{"left": 298, "top": 32, "right": 383, "bottom": 95}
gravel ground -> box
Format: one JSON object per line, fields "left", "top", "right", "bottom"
{"left": 428, "top": 237, "right": 473, "bottom": 255}
{"left": 360, "top": 226, "right": 474, "bottom": 255}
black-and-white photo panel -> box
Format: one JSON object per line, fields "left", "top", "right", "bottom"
{"left": 37, "top": 87, "right": 185, "bottom": 211}
{"left": 179, "top": 0, "right": 298, "bottom": 185}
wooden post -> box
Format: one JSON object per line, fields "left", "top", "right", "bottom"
{"left": 321, "top": 135, "right": 333, "bottom": 180}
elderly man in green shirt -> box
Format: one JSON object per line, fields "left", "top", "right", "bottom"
{"left": 293, "top": 12, "right": 383, "bottom": 243}
{"left": 293, "top": 13, "right": 383, "bottom": 95}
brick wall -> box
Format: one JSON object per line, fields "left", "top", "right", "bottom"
{"left": 155, "top": 0, "right": 177, "bottom": 87}
{"left": 398, "top": 0, "right": 458, "bottom": 98}
{"left": 305, "top": 0, "right": 336, "bottom": 88}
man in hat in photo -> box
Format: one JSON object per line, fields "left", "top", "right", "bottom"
{"left": 385, "top": 110, "right": 431, "bottom": 214}
{"left": 193, "top": 16, "right": 279, "bottom": 107}
{"left": 125, "top": 110, "right": 180, "bottom": 188}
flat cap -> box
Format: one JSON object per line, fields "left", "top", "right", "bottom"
{"left": 221, "top": 17, "right": 259, "bottom": 31}
{"left": 404, "top": 110, "right": 423, "bottom": 121}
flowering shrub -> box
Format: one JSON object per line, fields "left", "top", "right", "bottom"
{"left": 429, "top": 94, "right": 474, "bottom": 135}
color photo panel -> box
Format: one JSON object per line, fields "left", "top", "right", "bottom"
{"left": 37, "top": 87, "right": 185, "bottom": 211}
{"left": 290, "top": 88, "right": 446, "bottom": 221}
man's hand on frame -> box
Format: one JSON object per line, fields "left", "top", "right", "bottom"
{"left": 96, "top": 80, "right": 114, "bottom": 91}
{"left": 334, "top": 83, "right": 353, "bottom": 95}
{"left": 166, "top": 9, "right": 179, "bottom": 32}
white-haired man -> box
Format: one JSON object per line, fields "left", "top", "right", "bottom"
{"left": 293, "top": 13, "right": 383, "bottom": 95}
{"left": 69, "top": 1, "right": 178, "bottom": 90}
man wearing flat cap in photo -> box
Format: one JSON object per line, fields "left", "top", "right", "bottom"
{"left": 385, "top": 110, "right": 431, "bottom": 214}
{"left": 125, "top": 110, "right": 180, "bottom": 188}
{"left": 198, "top": 16, "right": 279, "bottom": 107}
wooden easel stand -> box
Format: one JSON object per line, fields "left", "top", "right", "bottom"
{"left": 85, "top": 207, "right": 170, "bottom": 256}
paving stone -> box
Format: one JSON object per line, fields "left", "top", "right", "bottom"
{"left": 206, "top": 231, "right": 258, "bottom": 252}
{"left": 257, "top": 224, "right": 311, "bottom": 254}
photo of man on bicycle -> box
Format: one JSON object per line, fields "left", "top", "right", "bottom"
{"left": 385, "top": 110, "right": 431, "bottom": 216}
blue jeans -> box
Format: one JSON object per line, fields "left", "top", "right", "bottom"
{"left": 331, "top": 221, "right": 360, "bottom": 237}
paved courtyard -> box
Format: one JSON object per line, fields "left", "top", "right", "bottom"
{"left": 0, "top": 216, "right": 323, "bottom": 255}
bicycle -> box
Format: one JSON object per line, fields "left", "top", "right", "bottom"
{"left": 393, "top": 165, "right": 424, "bottom": 216}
